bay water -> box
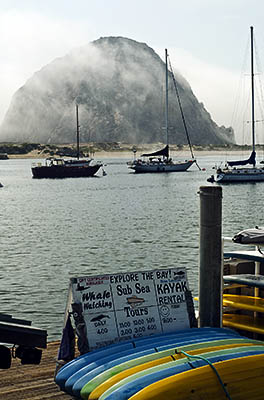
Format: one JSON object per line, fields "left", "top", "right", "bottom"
{"left": 0, "top": 155, "right": 263, "bottom": 341}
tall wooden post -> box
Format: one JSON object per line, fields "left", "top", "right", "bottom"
{"left": 199, "top": 186, "right": 223, "bottom": 327}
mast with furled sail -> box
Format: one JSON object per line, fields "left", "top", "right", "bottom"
{"left": 227, "top": 26, "right": 256, "bottom": 168}
{"left": 128, "top": 49, "right": 196, "bottom": 173}
{"left": 207, "top": 26, "right": 264, "bottom": 183}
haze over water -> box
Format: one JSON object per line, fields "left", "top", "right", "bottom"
{"left": 0, "top": 155, "right": 263, "bottom": 341}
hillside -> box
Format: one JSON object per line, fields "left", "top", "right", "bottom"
{"left": 0, "top": 37, "right": 235, "bottom": 145}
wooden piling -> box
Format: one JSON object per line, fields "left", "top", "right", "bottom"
{"left": 199, "top": 185, "right": 223, "bottom": 327}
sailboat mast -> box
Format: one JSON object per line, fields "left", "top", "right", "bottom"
{"left": 76, "top": 103, "right": 80, "bottom": 160}
{"left": 250, "top": 26, "right": 256, "bottom": 164}
{"left": 165, "top": 49, "right": 169, "bottom": 148}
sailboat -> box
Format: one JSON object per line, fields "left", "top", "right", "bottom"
{"left": 128, "top": 49, "right": 196, "bottom": 173}
{"left": 31, "top": 104, "right": 103, "bottom": 179}
{"left": 208, "top": 26, "right": 264, "bottom": 183}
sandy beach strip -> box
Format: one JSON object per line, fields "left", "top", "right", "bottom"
{"left": 7, "top": 148, "right": 257, "bottom": 159}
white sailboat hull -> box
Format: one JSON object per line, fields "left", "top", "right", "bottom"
{"left": 208, "top": 27, "right": 264, "bottom": 185}
{"left": 128, "top": 49, "right": 196, "bottom": 175}
{"left": 214, "top": 167, "right": 264, "bottom": 182}
{"left": 129, "top": 159, "right": 195, "bottom": 173}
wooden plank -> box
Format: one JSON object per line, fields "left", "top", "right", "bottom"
{"left": 0, "top": 321, "right": 47, "bottom": 348}
{"left": 0, "top": 313, "right": 31, "bottom": 325}
{"left": 0, "top": 313, "right": 12, "bottom": 319}
{"left": 0, "top": 341, "right": 72, "bottom": 400}
{"left": 223, "top": 314, "right": 264, "bottom": 335}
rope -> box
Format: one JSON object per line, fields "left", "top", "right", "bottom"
{"left": 167, "top": 56, "right": 194, "bottom": 160}
{"left": 176, "top": 349, "right": 233, "bottom": 400}
{"left": 167, "top": 54, "right": 204, "bottom": 172}
{"left": 195, "top": 160, "right": 202, "bottom": 171}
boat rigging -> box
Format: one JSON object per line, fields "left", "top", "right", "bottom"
{"left": 208, "top": 26, "right": 264, "bottom": 183}
{"left": 31, "top": 104, "right": 103, "bottom": 179}
{"left": 129, "top": 49, "right": 196, "bottom": 173}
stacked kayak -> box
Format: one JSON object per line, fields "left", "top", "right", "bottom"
{"left": 55, "top": 327, "right": 264, "bottom": 400}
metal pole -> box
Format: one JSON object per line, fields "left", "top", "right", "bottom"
{"left": 250, "top": 26, "right": 255, "bottom": 161}
{"left": 76, "top": 104, "right": 80, "bottom": 160}
{"left": 199, "top": 186, "right": 223, "bottom": 327}
{"left": 165, "top": 49, "right": 169, "bottom": 147}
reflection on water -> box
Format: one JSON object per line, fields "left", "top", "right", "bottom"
{"left": 0, "top": 155, "right": 263, "bottom": 340}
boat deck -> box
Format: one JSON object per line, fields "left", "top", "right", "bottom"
{"left": 0, "top": 341, "right": 72, "bottom": 400}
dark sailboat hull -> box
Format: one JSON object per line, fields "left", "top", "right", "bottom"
{"left": 31, "top": 164, "right": 101, "bottom": 179}
{"left": 31, "top": 104, "right": 103, "bottom": 179}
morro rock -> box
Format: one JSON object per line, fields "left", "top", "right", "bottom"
{"left": 0, "top": 36, "right": 235, "bottom": 145}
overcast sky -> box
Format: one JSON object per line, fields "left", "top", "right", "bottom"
{"left": 1, "top": 0, "right": 264, "bottom": 143}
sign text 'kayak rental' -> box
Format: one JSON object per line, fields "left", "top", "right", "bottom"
{"left": 70, "top": 268, "right": 192, "bottom": 350}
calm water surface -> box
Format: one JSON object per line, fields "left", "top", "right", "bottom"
{"left": 0, "top": 155, "right": 263, "bottom": 341}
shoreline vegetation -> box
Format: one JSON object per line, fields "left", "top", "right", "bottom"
{"left": 0, "top": 142, "right": 263, "bottom": 159}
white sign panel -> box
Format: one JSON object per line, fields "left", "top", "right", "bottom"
{"left": 71, "top": 267, "right": 191, "bottom": 351}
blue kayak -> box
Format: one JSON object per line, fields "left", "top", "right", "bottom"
{"left": 68, "top": 334, "right": 242, "bottom": 396}
{"left": 55, "top": 327, "right": 240, "bottom": 393}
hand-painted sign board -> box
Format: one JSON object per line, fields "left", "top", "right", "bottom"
{"left": 70, "top": 267, "right": 192, "bottom": 351}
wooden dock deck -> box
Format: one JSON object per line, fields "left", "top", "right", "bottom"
{"left": 0, "top": 341, "right": 73, "bottom": 399}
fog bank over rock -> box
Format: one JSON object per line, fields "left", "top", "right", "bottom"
{"left": 0, "top": 36, "right": 235, "bottom": 145}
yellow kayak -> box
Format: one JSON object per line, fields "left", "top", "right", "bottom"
{"left": 223, "top": 294, "right": 264, "bottom": 312}
{"left": 89, "top": 340, "right": 262, "bottom": 400}
{"left": 223, "top": 314, "right": 264, "bottom": 335}
{"left": 128, "top": 353, "right": 264, "bottom": 400}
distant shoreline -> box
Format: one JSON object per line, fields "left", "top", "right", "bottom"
{"left": 7, "top": 148, "right": 259, "bottom": 159}
{"left": 1, "top": 142, "right": 261, "bottom": 159}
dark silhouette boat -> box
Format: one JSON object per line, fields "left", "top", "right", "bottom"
{"left": 31, "top": 104, "right": 102, "bottom": 179}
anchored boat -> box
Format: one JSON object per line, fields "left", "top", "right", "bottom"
{"left": 31, "top": 104, "right": 103, "bottom": 179}
{"left": 129, "top": 49, "right": 196, "bottom": 174}
{"left": 208, "top": 26, "right": 264, "bottom": 183}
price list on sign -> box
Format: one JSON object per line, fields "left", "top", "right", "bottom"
{"left": 71, "top": 267, "right": 191, "bottom": 351}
